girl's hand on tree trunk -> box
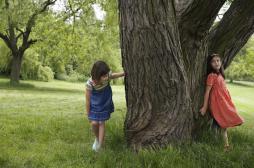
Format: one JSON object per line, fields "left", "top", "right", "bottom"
{"left": 200, "top": 107, "right": 207, "bottom": 116}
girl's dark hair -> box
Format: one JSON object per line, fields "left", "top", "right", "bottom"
{"left": 207, "top": 53, "right": 225, "bottom": 78}
{"left": 91, "top": 61, "right": 110, "bottom": 81}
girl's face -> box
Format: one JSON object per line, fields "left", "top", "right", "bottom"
{"left": 99, "top": 74, "right": 109, "bottom": 82}
{"left": 211, "top": 56, "right": 221, "bottom": 72}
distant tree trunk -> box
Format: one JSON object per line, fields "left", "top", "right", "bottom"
{"left": 119, "top": 0, "right": 254, "bottom": 149}
{"left": 10, "top": 52, "right": 23, "bottom": 85}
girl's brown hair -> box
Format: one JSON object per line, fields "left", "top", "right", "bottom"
{"left": 207, "top": 53, "right": 225, "bottom": 78}
{"left": 91, "top": 61, "right": 110, "bottom": 81}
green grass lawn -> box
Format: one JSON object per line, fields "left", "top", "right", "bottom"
{"left": 0, "top": 77, "right": 253, "bottom": 168}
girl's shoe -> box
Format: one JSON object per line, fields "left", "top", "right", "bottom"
{"left": 224, "top": 145, "right": 230, "bottom": 152}
{"left": 96, "top": 143, "right": 101, "bottom": 152}
{"left": 92, "top": 139, "right": 99, "bottom": 151}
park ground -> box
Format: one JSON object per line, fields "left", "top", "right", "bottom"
{"left": 0, "top": 77, "right": 253, "bottom": 168}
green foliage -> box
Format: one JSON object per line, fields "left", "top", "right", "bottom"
{"left": 29, "top": 2, "right": 122, "bottom": 82}
{"left": 55, "top": 71, "right": 87, "bottom": 82}
{"left": 55, "top": 73, "right": 69, "bottom": 81}
{"left": 0, "top": 1, "right": 28, "bottom": 32}
{"left": 67, "top": 71, "right": 87, "bottom": 82}
{"left": 226, "top": 37, "right": 254, "bottom": 82}
{"left": 55, "top": 61, "right": 67, "bottom": 75}
{"left": 1, "top": 1, "right": 122, "bottom": 82}
{"left": 21, "top": 50, "right": 41, "bottom": 80}
{"left": 0, "top": 40, "right": 11, "bottom": 73}
{"left": 21, "top": 49, "right": 54, "bottom": 81}
{"left": 37, "top": 65, "right": 54, "bottom": 82}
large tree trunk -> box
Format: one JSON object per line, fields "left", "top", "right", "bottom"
{"left": 119, "top": 0, "right": 254, "bottom": 149}
{"left": 119, "top": 1, "right": 194, "bottom": 149}
{"left": 10, "top": 53, "right": 23, "bottom": 85}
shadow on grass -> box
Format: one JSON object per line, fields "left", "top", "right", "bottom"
{"left": 0, "top": 81, "right": 35, "bottom": 89}
{"left": 228, "top": 81, "right": 254, "bottom": 88}
{"left": 0, "top": 81, "right": 83, "bottom": 94}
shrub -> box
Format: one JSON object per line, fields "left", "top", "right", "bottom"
{"left": 37, "top": 65, "right": 54, "bottom": 82}
{"left": 0, "top": 41, "right": 11, "bottom": 74}
{"left": 21, "top": 50, "right": 41, "bottom": 80}
{"left": 56, "top": 73, "right": 69, "bottom": 81}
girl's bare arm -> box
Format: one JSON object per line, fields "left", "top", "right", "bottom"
{"left": 200, "top": 85, "right": 212, "bottom": 115}
{"left": 85, "top": 89, "right": 91, "bottom": 115}
{"left": 111, "top": 72, "right": 125, "bottom": 79}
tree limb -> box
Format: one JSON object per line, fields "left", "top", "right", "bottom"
{"left": 16, "top": 28, "right": 24, "bottom": 39}
{"left": 4, "top": 0, "right": 9, "bottom": 9}
{"left": 62, "top": 0, "right": 82, "bottom": 22}
{"left": 178, "top": 0, "right": 226, "bottom": 40}
{"left": 28, "top": 39, "right": 38, "bottom": 45}
{"left": 0, "top": 32, "right": 9, "bottom": 42}
{"left": 0, "top": 32, "right": 15, "bottom": 54}
{"left": 177, "top": 0, "right": 226, "bottom": 75}
{"left": 209, "top": 0, "right": 254, "bottom": 68}
{"left": 18, "top": 0, "right": 56, "bottom": 53}
{"left": 26, "top": 0, "right": 57, "bottom": 33}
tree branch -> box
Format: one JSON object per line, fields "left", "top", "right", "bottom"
{"left": 62, "top": 0, "right": 82, "bottom": 22}
{"left": 26, "top": 0, "right": 57, "bottom": 33}
{"left": 209, "top": 0, "right": 254, "bottom": 68}
{"left": 16, "top": 28, "right": 24, "bottom": 39}
{"left": 0, "top": 32, "right": 9, "bottom": 42}
{"left": 177, "top": 0, "right": 226, "bottom": 74}
{"left": 4, "top": 0, "right": 9, "bottom": 9}
{"left": 19, "top": 0, "right": 56, "bottom": 53}
{"left": 28, "top": 39, "right": 38, "bottom": 45}
{"left": 178, "top": 0, "right": 226, "bottom": 38}
{"left": 0, "top": 32, "right": 14, "bottom": 53}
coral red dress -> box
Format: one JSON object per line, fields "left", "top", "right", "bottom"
{"left": 207, "top": 73, "right": 244, "bottom": 128}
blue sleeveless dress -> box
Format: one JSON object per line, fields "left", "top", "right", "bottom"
{"left": 88, "top": 84, "right": 114, "bottom": 121}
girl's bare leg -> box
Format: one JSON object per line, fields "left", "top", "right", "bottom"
{"left": 222, "top": 128, "right": 229, "bottom": 151}
{"left": 98, "top": 122, "right": 105, "bottom": 148}
{"left": 91, "top": 121, "right": 99, "bottom": 140}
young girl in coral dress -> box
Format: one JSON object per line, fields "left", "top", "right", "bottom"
{"left": 200, "top": 54, "right": 244, "bottom": 151}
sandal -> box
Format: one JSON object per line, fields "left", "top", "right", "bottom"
{"left": 224, "top": 145, "right": 230, "bottom": 152}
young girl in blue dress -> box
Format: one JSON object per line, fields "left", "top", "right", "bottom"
{"left": 85, "top": 61, "right": 125, "bottom": 151}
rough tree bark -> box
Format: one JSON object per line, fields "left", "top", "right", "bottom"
{"left": 0, "top": 0, "right": 56, "bottom": 85}
{"left": 118, "top": 0, "right": 254, "bottom": 149}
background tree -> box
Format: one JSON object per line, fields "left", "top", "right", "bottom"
{"left": 119, "top": 0, "right": 254, "bottom": 148}
{"left": 0, "top": 0, "right": 56, "bottom": 85}
{"left": 30, "top": 0, "right": 122, "bottom": 81}
{"left": 0, "top": 0, "right": 122, "bottom": 83}
{"left": 225, "top": 37, "right": 254, "bottom": 82}
{"left": 0, "top": 40, "right": 11, "bottom": 75}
